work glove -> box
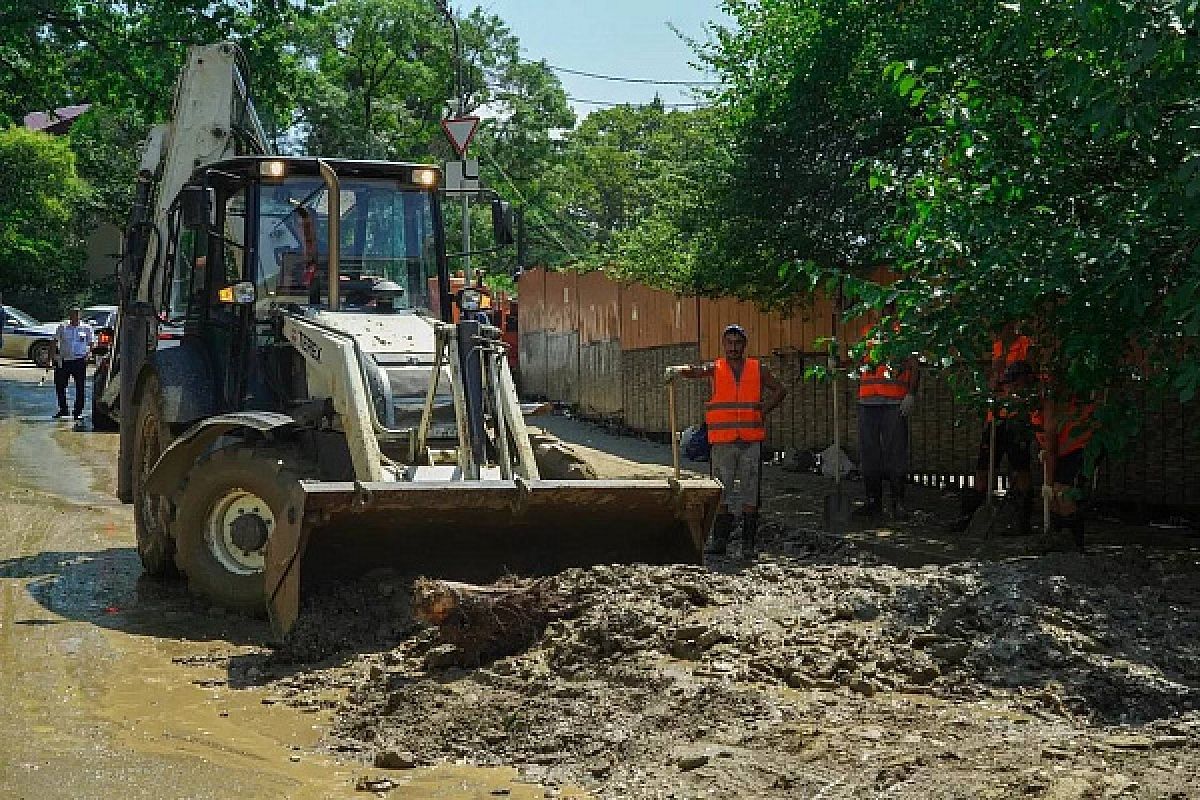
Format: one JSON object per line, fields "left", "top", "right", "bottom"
{"left": 899, "top": 393, "right": 915, "bottom": 417}
{"left": 1041, "top": 484, "right": 1056, "bottom": 502}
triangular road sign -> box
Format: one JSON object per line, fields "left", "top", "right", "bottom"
{"left": 441, "top": 116, "right": 480, "bottom": 157}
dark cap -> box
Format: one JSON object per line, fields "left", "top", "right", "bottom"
{"left": 722, "top": 323, "right": 747, "bottom": 340}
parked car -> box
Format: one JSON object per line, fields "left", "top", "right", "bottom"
{"left": 82, "top": 304, "right": 118, "bottom": 359}
{"left": 0, "top": 306, "right": 59, "bottom": 368}
{"left": 91, "top": 314, "right": 185, "bottom": 431}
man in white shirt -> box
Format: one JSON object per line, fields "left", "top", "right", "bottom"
{"left": 52, "top": 306, "right": 95, "bottom": 420}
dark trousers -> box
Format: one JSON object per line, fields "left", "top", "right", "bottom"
{"left": 857, "top": 402, "right": 909, "bottom": 501}
{"left": 55, "top": 358, "right": 87, "bottom": 415}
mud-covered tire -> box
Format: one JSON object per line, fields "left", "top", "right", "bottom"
{"left": 29, "top": 340, "right": 53, "bottom": 369}
{"left": 131, "top": 374, "right": 177, "bottom": 577}
{"left": 172, "top": 448, "right": 302, "bottom": 616}
{"left": 91, "top": 362, "right": 118, "bottom": 431}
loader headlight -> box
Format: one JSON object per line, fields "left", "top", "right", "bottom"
{"left": 259, "top": 160, "right": 287, "bottom": 180}
{"left": 412, "top": 167, "right": 439, "bottom": 187}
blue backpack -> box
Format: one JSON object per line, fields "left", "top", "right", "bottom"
{"left": 684, "top": 423, "right": 711, "bottom": 462}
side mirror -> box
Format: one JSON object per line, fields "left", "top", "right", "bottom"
{"left": 490, "top": 198, "right": 514, "bottom": 247}
{"left": 180, "top": 185, "right": 210, "bottom": 229}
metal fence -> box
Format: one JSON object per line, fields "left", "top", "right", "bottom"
{"left": 517, "top": 268, "right": 1200, "bottom": 511}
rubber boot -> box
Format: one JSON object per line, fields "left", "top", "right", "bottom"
{"left": 741, "top": 512, "right": 759, "bottom": 555}
{"left": 1016, "top": 490, "right": 1033, "bottom": 536}
{"left": 854, "top": 477, "right": 884, "bottom": 517}
{"left": 950, "top": 489, "right": 985, "bottom": 531}
{"left": 888, "top": 480, "right": 908, "bottom": 521}
{"left": 1068, "top": 513, "right": 1085, "bottom": 553}
{"left": 705, "top": 512, "right": 735, "bottom": 556}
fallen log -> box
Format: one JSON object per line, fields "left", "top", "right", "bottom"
{"left": 411, "top": 577, "right": 576, "bottom": 667}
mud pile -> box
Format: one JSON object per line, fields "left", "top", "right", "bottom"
{"left": 262, "top": 526, "right": 1200, "bottom": 798}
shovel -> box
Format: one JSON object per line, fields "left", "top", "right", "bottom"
{"left": 965, "top": 417, "right": 999, "bottom": 538}
{"left": 824, "top": 284, "right": 852, "bottom": 535}
{"left": 823, "top": 373, "right": 852, "bottom": 534}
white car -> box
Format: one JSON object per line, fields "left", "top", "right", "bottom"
{"left": 0, "top": 306, "right": 59, "bottom": 368}
{"left": 81, "top": 304, "right": 119, "bottom": 358}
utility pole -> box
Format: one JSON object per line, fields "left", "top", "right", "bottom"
{"left": 435, "top": 0, "right": 471, "bottom": 274}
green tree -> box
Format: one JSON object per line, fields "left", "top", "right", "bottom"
{"left": 0, "top": 1, "right": 304, "bottom": 135}
{"left": 0, "top": 127, "right": 88, "bottom": 301}
{"left": 295, "top": 0, "right": 451, "bottom": 159}
{"left": 530, "top": 102, "right": 724, "bottom": 281}
{"left": 693, "top": 0, "right": 923, "bottom": 303}
{"left": 700, "top": 0, "right": 1200, "bottom": 459}
{"left": 866, "top": 0, "right": 1200, "bottom": 454}
{"left": 68, "top": 104, "right": 148, "bottom": 229}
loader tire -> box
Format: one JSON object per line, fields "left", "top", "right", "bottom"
{"left": 172, "top": 447, "right": 301, "bottom": 616}
{"left": 90, "top": 361, "right": 118, "bottom": 432}
{"left": 131, "top": 374, "right": 177, "bottom": 578}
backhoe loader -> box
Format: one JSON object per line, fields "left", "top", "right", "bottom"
{"left": 110, "top": 43, "right": 722, "bottom": 636}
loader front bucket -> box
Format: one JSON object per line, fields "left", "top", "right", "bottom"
{"left": 265, "top": 477, "right": 723, "bottom": 637}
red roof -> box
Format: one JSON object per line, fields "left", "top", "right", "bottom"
{"left": 23, "top": 104, "right": 92, "bottom": 134}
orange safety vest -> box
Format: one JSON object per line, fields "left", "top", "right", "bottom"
{"left": 858, "top": 363, "right": 913, "bottom": 401}
{"left": 989, "top": 334, "right": 1033, "bottom": 421}
{"left": 705, "top": 358, "right": 766, "bottom": 444}
{"left": 1031, "top": 400, "right": 1095, "bottom": 456}
{"left": 993, "top": 334, "right": 1031, "bottom": 366}
{"left": 858, "top": 325, "right": 913, "bottom": 402}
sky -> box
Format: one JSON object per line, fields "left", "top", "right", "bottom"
{"left": 474, "top": 0, "right": 732, "bottom": 120}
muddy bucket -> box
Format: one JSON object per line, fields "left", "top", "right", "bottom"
{"left": 265, "top": 477, "right": 723, "bottom": 636}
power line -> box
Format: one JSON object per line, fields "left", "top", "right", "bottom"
{"left": 528, "top": 60, "right": 722, "bottom": 86}
{"left": 472, "top": 141, "right": 585, "bottom": 260}
{"left": 567, "top": 95, "right": 708, "bottom": 109}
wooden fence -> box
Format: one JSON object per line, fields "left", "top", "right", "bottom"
{"left": 516, "top": 268, "right": 1200, "bottom": 511}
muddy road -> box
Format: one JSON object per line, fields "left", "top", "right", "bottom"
{"left": 0, "top": 362, "right": 573, "bottom": 799}
{"left": 3, "top": 361, "right": 1200, "bottom": 799}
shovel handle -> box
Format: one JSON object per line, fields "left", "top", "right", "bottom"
{"left": 985, "top": 417, "right": 997, "bottom": 505}
{"left": 667, "top": 380, "right": 680, "bottom": 481}
{"left": 1042, "top": 448, "right": 1052, "bottom": 532}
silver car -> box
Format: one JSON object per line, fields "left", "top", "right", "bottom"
{"left": 0, "top": 306, "right": 59, "bottom": 368}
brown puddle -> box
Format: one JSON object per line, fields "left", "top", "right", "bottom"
{"left": 0, "top": 407, "right": 591, "bottom": 799}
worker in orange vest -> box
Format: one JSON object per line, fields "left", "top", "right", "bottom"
{"left": 853, "top": 307, "right": 919, "bottom": 519}
{"left": 1032, "top": 384, "right": 1095, "bottom": 553}
{"left": 666, "top": 323, "right": 787, "bottom": 557}
{"left": 952, "top": 324, "right": 1037, "bottom": 533}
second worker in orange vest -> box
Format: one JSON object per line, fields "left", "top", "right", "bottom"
{"left": 854, "top": 308, "right": 919, "bottom": 519}
{"left": 952, "top": 324, "right": 1037, "bottom": 533}
{"left": 666, "top": 323, "right": 787, "bottom": 558}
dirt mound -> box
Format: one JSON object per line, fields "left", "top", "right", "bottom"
{"left": 259, "top": 541, "right": 1200, "bottom": 798}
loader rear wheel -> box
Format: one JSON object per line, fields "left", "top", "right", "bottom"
{"left": 131, "top": 375, "right": 177, "bottom": 578}
{"left": 91, "top": 360, "right": 118, "bottom": 432}
{"left": 172, "top": 448, "right": 300, "bottom": 616}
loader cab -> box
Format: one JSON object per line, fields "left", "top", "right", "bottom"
{"left": 167, "top": 156, "right": 450, "bottom": 410}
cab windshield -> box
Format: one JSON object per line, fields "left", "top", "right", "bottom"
{"left": 255, "top": 177, "right": 438, "bottom": 316}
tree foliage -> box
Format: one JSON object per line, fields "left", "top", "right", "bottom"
{"left": 0, "top": 127, "right": 88, "bottom": 298}
{"left": 692, "top": 0, "right": 1200, "bottom": 460}
{"left": 691, "top": 0, "right": 922, "bottom": 303}
{"left": 525, "top": 102, "right": 725, "bottom": 284}
{"left": 868, "top": 1, "right": 1200, "bottom": 451}
{"left": 0, "top": 1, "right": 304, "bottom": 134}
